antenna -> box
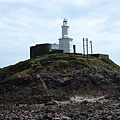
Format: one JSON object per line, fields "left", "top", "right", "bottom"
{"left": 83, "top": 38, "right": 88, "bottom": 54}
{"left": 90, "top": 41, "right": 93, "bottom": 54}
{"left": 83, "top": 38, "right": 85, "bottom": 56}
{"left": 86, "top": 38, "right": 88, "bottom": 60}
{"left": 83, "top": 38, "right": 89, "bottom": 60}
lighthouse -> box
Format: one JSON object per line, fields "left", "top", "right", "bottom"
{"left": 59, "top": 18, "right": 73, "bottom": 53}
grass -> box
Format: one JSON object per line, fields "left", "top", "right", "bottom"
{"left": 0, "top": 53, "right": 119, "bottom": 79}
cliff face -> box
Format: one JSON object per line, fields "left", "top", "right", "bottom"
{"left": 0, "top": 53, "right": 120, "bottom": 103}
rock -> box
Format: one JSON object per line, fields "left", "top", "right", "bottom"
{"left": 62, "top": 116, "right": 71, "bottom": 120}
{"left": 53, "top": 117, "right": 61, "bottom": 120}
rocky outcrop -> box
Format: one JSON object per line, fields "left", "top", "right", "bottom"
{"left": 0, "top": 54, "right": 120, "bottom": 103}
{"left": 0, "top": 64, "right": 119, "bottom": 103}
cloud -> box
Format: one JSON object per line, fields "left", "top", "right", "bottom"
{"left": 70, "top": 0, "right": 100, "bottom": 6}
{"left": 0, "top": 0, "right": 38, "bottom": 3}
{"left": 0, "top": 0, "right": 120, "bottom": 67}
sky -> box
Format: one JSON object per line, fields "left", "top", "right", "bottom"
{"left": 0, "top": 0, "right": 120, "bottom": 68}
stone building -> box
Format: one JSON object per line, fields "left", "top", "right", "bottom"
{"left": 30, "top": 43, "right": 63, "bottom": 58}
{"left": 30, "top": 43, "right": 52, "bottom": 58}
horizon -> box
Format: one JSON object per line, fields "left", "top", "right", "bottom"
{"left": 0, "top": 0, "right": 120, "bottom": 68}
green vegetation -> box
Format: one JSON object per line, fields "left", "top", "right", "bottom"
{"left": 0, "top": 53, "right": 119, "bottom": 78}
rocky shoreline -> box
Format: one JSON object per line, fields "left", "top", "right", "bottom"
{"left": 0, "top": 95, "right": 120, "bottom": 120}
{"left": 0, "top": 54, "right": 120, "bottom": 119}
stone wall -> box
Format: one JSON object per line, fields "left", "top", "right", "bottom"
{"left": 91, "top": 54, "right": 109, "bottom": 59}
{"left": 30, "top": 44, "right": 52, "bottom": 58}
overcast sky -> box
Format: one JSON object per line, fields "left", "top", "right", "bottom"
{"left": 0, "top": 0, "right": 120, "bottom": 68}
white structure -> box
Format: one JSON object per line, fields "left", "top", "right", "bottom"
{"left": 52, "top": 43, "right": 59, "bottom": 50}
{"left": 59, "top": 18, "right": 73, "bottom": 53}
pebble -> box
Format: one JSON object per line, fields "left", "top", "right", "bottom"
{"left": 0, "top": 99, "right": 119, "bottom": 120}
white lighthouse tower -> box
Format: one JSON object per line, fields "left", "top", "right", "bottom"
{"left": 59, "top": 18, "right": 73, "bottom": 53}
